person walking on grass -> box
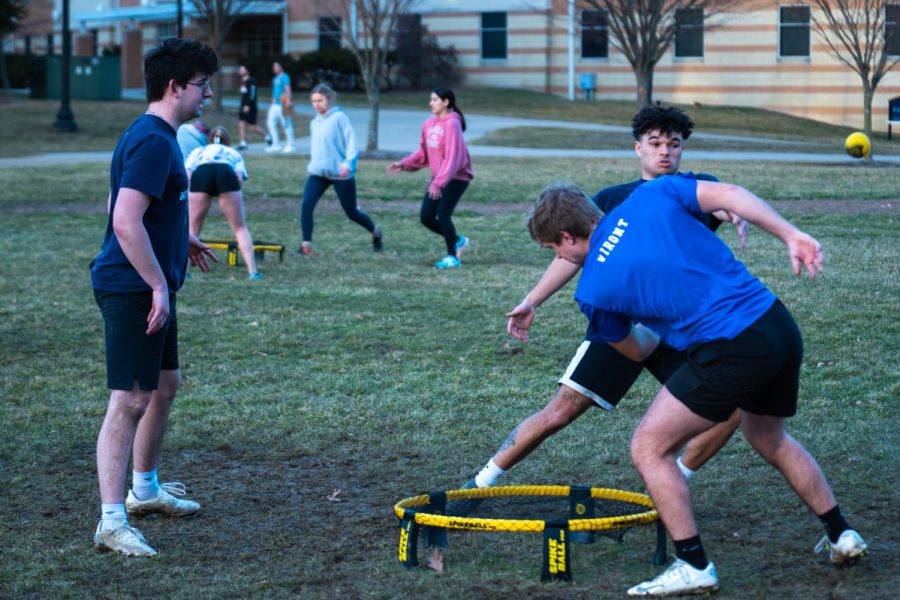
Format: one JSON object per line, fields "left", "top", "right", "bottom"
{"left": 299, "top": 83, "right": 383, "bottom": 256}
{"left": 386, "top": 86, "right": 472, "bottom": 269}
{"left": 528, "top": 180, "right": 867, "bottom": 597}
{"left": 236, "top": 64, "right": 270, "bottom": 149}
{"left": 266, "top": 61, "right": 295, "bottom": 154}
{"left": 454, "top": 106, "right": 747, "bottom": 510}
{"left": 89, "top": 37, "right": 218, "bottom": 558}
{"left": 186, "top": 126, "right": 262, "bottom": 280}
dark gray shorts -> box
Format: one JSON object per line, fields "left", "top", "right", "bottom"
{"left": 666, "top": 300, "right": 801, "bottom": 422}
{"left": 189, "top": 163, "right": 241, "bottom": 196}
{"left": 94, "top": 289, "right": 178, "bottom": 391}
{"left": 560, "top": 339, "right": 687, "bottom": 410}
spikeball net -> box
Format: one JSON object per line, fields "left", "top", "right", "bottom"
{"left": 394, "top": 485, "right": 666, "bottom": 581}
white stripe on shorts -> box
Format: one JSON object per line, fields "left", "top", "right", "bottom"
{"left": 558, "top": 340, "right": 615, "bottom": 412}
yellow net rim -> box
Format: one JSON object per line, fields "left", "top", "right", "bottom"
{"left": 394, "top": 485, "right": 658, "bottom": 533}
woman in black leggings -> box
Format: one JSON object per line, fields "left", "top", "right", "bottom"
{"left": 300, "top": 83, "right": 382, "bottom": 256}
{"left": 386, "top": 87, "right": 474, "bottom": 269}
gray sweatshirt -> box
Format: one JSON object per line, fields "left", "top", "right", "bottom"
{"left": 307, "top": 106, "right": 358, "bottom": 178}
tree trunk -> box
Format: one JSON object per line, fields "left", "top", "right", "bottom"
{"left": 367, "top": 85, "right": 380, "bottom": 151}
{"left": 635, "top": 64, "right": 654, "bottom": 107}
{"left": 863, "top": 84, "right": 873, "bottom": 163}
{"left": 0, "top": 42, "right": 9, "bottom": 89}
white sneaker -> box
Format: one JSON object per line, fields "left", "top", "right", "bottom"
{"left": 265, "top": 144, "right": 281, "bottom": 153}
{"left": 281, "top": 145, "right": 296, "bottom": 154}
{"left": 93, "top": 522, "right": 157, "bottom": 557}
{"left": 126, "top": 482, "right": 201, "bottom": 517}
{"left": 815, "top": 530, "right": 868, "bottom": 565}
{"left": 627, "top": 559, "right": 719, "bottom": 597}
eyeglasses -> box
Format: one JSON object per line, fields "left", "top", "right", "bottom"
{"left": 186, "top": 79, "right": 212, "bottom": 91}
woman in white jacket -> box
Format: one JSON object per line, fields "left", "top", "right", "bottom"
{"left": 186, "top": 126, "right": 262, "bottom": 279}
{"left": 299, "top": 83, "right": 383, "bottom": 255}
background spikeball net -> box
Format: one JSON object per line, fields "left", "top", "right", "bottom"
{"left": 394, "top": 485, "right": 665, "bottom": 581}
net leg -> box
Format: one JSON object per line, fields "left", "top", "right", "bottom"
{"left": 398, "top": 514, "right": 419, "bottom": 569}
{"left": 652, "top": 520, "right": 668, "bottom": 566}
{"left": 568, "top": 485, "right": 596, "bottom": 544}
{"left": 541, "top": 526, "right": 572, "bottom": 582}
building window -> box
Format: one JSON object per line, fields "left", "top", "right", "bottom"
{"left": 319, "top": 16, "right": 342, "bottom": 50}
{"left": 245, "top": 23, "right": 282, "bottom": 56}
{"left": 481, "top": 12, "right": 507, "bottom": 59}
{"left": 779, "top": 5, "right": 810, "bottom": 58}
{"left": 887, "top": 3, "right": 900, "bottom": 56}
{"left": 581, "top": 10, "right": 608, "bottom": 58}
{"left": 157, "top": 21, "right": 177, "bottom": 41}
{"left": 675, "top": 8, "right": 703, "bottom": 58}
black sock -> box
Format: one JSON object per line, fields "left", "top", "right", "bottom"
{"left": 674, "top": 535, "right": 708, "bottom": 570}
{"left": 818, "top": 505, "right": 850, "bottom": 543}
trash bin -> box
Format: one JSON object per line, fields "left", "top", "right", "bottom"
{"left": 889, "top": 97, "right": 900, "bottom": 140}
{"left": 37, "top": 56, "right": 122, "bottom": 100}
{"left": 579, "top": 73, "right": 596, "bottom": 100}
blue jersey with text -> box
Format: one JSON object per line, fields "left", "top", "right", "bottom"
{"left": 592, "top": 172, "right": 720, "bottom": 231}
{"left": 91, "top": 114, "right": 189, "bottom": 292}
{"left": 575, "top": 174, "right": 776, "bottom": 350}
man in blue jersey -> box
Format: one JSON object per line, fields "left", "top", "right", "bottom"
{"left": 458, "top": 106, "right": 746, "bottom": 502}
{"left": 266, "top": 60, "right": 296, "bottom": 153}
{"left": 90, "top": 38, "right": 218, "bottom": 557}
{"left": 527, "top": 180, "right": 866, "bottom": 596}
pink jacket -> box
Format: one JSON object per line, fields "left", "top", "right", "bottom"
{"left": 400, "top": 111, "right": 474, "bottom": 195}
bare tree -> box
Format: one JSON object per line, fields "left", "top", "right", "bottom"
{"left": 811, "top": 0, "right": 900, "bottom": 160}
{"left": 0, "top": 0, "right": 28, "bottom": 88}
{"left": 580, "top": 0, "right": 737, "bottom": 106}
{"left": 339, "top": 0, "right": 416, "bottom": 151}
{"left": 190, "top": 0, "right": 255, "bottom": 111}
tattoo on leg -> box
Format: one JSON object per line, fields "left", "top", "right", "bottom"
{"left": 498, "top": 425, "right": 521, "bottom": 453}
{"left": 559, "top": 386, "right": 589, "bottom": 408}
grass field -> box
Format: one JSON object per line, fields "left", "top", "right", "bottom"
{"left": 1, "top": 94, "right": 898, "bottom": 599}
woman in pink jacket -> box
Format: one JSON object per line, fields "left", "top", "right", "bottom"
{"left": 386, "top": 87, "right": 474, "bottom": 269}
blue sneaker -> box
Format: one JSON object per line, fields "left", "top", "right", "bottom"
{"left": 455, "top": 235, "right": 470, "bottom": 258}
{"left": 248, "top": 272, "right": 264, "bottom": 280}
{"left": 435, "top": 255, "right": 461, "bottom": 269}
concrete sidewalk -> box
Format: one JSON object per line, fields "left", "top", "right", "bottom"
{"left": 2, "top": 91, "right": 896, "bottom": 167}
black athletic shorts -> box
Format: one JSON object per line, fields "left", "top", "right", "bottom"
{"left": 94, "top": 289, "right": 179, "bottom": 391}
{"left": 189, "top": 163, "right": 241, "bottom": 196}
{"left": 239, "top": 106, "right": 258, "bottom": 125}
{"left": 666, "top": 300, "right": 801, "bottom": 422}
{"left": 560, "top": 339, "right": 686, "bottom": 410}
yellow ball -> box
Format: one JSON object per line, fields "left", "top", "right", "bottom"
{"left": 844, "top": 131, "right": 871, "bottom": 158}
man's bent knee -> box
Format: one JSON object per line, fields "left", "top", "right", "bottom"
{"left": 543, "top": 385, "right": 592, "bottom": 429}
{"left": 110, "top": 388, "right": 153, "bottom": 419}
{"left": 154, "top": 370, "right": 181, "bottom": 403}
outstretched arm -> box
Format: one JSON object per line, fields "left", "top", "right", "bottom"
{"left": 506, "top": 257, "right": 581, "bottom": 342}
{"left": 696, "top": 181, "right": 823, "bottom": 278}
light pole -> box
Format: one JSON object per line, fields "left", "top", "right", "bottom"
{"left": 53, "top": 0, "right": 78, "bottom": 132}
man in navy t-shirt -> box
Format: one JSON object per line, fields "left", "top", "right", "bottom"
{"left": 527, "top": 179, "right": 866, "bottom": 596}
{"left": 457, "top": 106, "right": 747, "bottom": 509}
{"left": 90, "top": 38, "right": 218, "bottom": 558}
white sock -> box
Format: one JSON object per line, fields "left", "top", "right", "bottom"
{"left": 676, "top": 456, "right": 696, "bottom": 480}
{"left": 474, "top": 459, "right": 506, "bottom": 488}
{"left": 132, "top": 468, "right": 161, "bottom": 500}
{"left": 100, "top": 503, "right": 127, "bottom": 531}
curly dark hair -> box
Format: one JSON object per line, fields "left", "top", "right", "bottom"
{"left": 144, "top": 38, "right": 219, "bottom": 102}
{"left": 631, "top": 103, "right": 694, "bottom": 141}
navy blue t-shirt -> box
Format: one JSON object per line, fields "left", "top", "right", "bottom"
{"left": 91, "top": 114, "right": 190, "bottom": 292}
{"left": 575, "top": 175, "right": 775, "bottom": 350}
{"left": 591, "top": 172, "right": 721, "bottom": 232}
